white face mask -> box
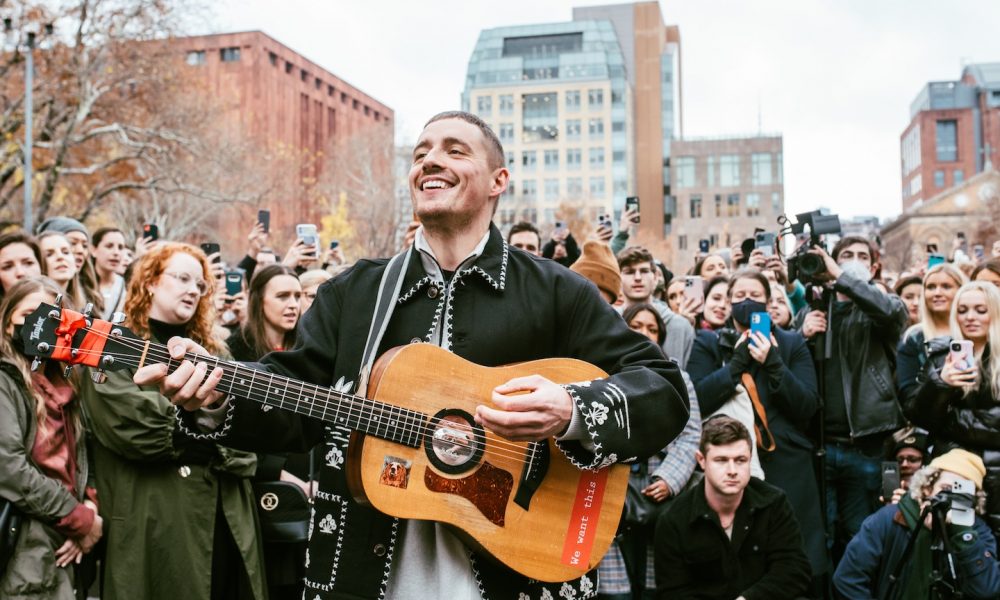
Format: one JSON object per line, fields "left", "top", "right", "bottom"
{"left": 840, "top": 259, "right": 872, "bottom": 282}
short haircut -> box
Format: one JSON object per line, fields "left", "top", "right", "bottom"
{"left": 699, "top": 415, "right": 752, "bottom": 455}
{"left": 424, "top": 111, "right": 504, "bottom": 170}
{"left": 728, "top": 268, "right": 772, "bottom": 302}
{"left": 617, "top": 246, "right": 654, "bottom": 271}
{"left": 832, "top": 235, "right": 879, "bottom": 264}
{"left": 507, "top": 221, "right": 540, "bottom": 244}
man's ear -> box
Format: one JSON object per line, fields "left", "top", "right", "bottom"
{"left": 490, "top": 167, "right": 510, "bottom": 198}
{"left": 695, "top": 450, "right": 705, "bottom": 471}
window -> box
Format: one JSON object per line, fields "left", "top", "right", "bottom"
{"left": 614, "top": 179, "right": 628, "bottom": 195}
{"left": 720, "top": 155, "right": 740, "bottom": 186}
{"left": 589, "top": 147, "right": 605, "bottom": 168}
{"left": 285, "top": 61, "right": 293, "bottom": 74}
{"left": 936, "top": 120, "right": 958, "bottom": 162}
{"left": 315, "top": 77, "right": 322, "bottom": 90}
{"left": 746, "top": 193, "right": 760, "bottom": 217}
{"left": 327, "top": 84, "right": 335, "bottom": 97}
{"left": 522, "top": 151, "right": 537, "bottom": 171}
{"left": 544, "top": 209, "right": 556, "bottom": 224}
{"left": 499, "top": 94, "right": 514, "bottom": 115}
{"left": 727, "top": 194, "right": 740, "bottom": 217}
{"left": 544, "top": 150, "right": 559, "bottom": 170}
{"left": 505, "top": 151, "right": 515, "bottom": 169}
{"left": 522, "top": 180, "right": 537, "bottom": 200}
{"left": 220, "top": 47, "right": 240, "bottom": 62}
{"left": 751, "top": 153, "right": 772, "bottom": 186}
{"left": 954, "top": 169, "right": 964, "bottom": 185}
{"left": 771, "top": 192, "right": 781, "bottom": 214}
{"left": 565, "top": 119, "right": 581, "bottom": 140}
{"left": 301, "top": 69, "right": 309, "bottom": 82}
{"left": 678, "top": 236, "right": 688, "bottom": 251}
{"left": 498, "top": 123, "right": 514, "bottom": 142}
{"left": 706, "top": 156, "right": 716, "bottom": 186}
{"left": 477, "top": 96, "right": 493, "bottom": 116}
{"left": 612, "top": 121, "right": 625, "bottom": 133}
{"left": 588, "top": 118, "right": 604, "bottom": 139}
{"left": 934, "top": 170, "right": 945, "bottom": 188}
{"left": 612, "top": 150, "right": 625, "bottom": 163}
{"left": 675, "top": 156, "right": 696, "bottom": 189}
{"left": 566, "top": 148, "right": 582, "bottom": 170}
{"left": 589, "top": 176, "right": 606, "bottom": 197}
{"left": 690, "top": 195, "right": 702, "bottom": 219}
{"left": 267, "top": 52, "right": 278, "bottom": 66}
{"left": 565, "top": 90, "right": 581, "bottom": 111}
{"left": 567, "top": 177, "right": 583, "bottom": 196}
{"left": 714, "top": 195, "right": 722, "bottom": 217}
{"left": 186, "top": 50, "right": 206, "bottom": 66}
{"left": 544, "top": 178, "right": 559, "bottom": 199}
{"left": 522, "top": 93, "right": 558, "bottom": 142}
{"left": 588, "top": 89, "right": 604, "bottom": 110}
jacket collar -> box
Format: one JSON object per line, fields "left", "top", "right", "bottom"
{"left": 687, "top": 476, "right": 780, "bottom": 525}
{"left": 398, "top": 223, "right": 509, "bottom": 304}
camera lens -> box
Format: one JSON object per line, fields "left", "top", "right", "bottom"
{"left": 951, "top": 342, "right": 962, "bottom": 352}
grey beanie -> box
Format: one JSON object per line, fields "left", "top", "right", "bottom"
{"left": 36, "top": 216, "right": 89, "bottom": 238}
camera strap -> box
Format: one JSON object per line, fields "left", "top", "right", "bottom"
{"left": 741, "top": 373, "right": 776, "bottom": 452}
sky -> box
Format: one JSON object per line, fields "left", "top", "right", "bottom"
{"left": 209, "top": 0, "right": 1000, "bottom": 221}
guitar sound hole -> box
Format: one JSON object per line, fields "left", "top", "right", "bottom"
{"left": 424, "top": 410, "right": 485, "bottom": 475}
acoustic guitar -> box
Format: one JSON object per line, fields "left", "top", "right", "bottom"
{"left": 21, "top": 302, "right": 628, "bottom": 582}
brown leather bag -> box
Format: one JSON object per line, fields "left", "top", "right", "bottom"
{"left": 741, "top": 373, "right": 776, "bottom": 452}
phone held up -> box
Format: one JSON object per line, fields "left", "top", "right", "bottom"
{"left": 683, "top": 276, "right": 704, "bottom": 306}
{"left": 257, "top": 209, "right": 270, "bottom": 234}
{"left": 698, "top": 239, "right": 710, "bottom": 254}
{"left": 142, "top": 223, "right": 159, "bottom": 241}
{"left": 750, "top": 312, "right": 771, "bottom": 347}
{"left": 296, "top": 224, "right": 319, "bottom": 256}
{"left": 624, "top": 196, "right": 640, "bottom": 223}
{"left": 224, "top": 270, "right": 244, "bottom": 296}
{"left": 880, "top": 461, "right": 901, "bottom": 503}
{"left": 200, "top": 242, "right": 221, "bottom": 263}
{"left": 950, "top": 339, "right": 975, "bottom": 371}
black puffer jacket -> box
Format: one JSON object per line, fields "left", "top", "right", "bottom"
{"left": 906, "top": 340, "right": 1000, "bottom": 533}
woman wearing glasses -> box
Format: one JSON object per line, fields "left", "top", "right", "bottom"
{"left": 79, "top": 243, "right": 266, "bottom": 600}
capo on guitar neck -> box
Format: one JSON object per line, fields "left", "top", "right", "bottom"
{"left": 46, "top": 307, "right": 113, "bottom": 369}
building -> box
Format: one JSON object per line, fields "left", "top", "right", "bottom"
{"left": 881, "top": 168, "right": 1000, "bottom": 273}
{"left": 900, "top": 63, "right": 1000, "bottom": 212}
{"left": 462, "top": 1, "right": 680, "bottom": 235}
{"left": 171, "top": 31, "right": 394, "bottom": 243}
{"left": 668, "top": 134, "right": 784, "bottom": 270}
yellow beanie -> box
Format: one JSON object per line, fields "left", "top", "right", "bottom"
{"left": 929, "top": 449, "right": 986, "bottom": 489}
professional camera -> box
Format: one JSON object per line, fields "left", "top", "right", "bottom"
{"left": 929, "top": 478, "right": 976, "bottom": 527}
{"left": 783, "top": 210, "right": 842, "bottom": 286}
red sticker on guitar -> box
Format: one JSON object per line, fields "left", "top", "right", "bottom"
{"left": 560, "top": 467, "right": 609, "bottom": 569}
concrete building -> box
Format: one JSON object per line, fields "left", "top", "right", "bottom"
{"left": 900, "top": 63, "right": 1000, "bottom": 212}
{"left": 462, "top": 1, "right": 680, "bottom": 235}
{"left": 668, "top": 134, "right": 784, "bottom": 270}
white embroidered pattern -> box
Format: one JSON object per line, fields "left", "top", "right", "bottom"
{"left": 396, "top": 276, "right": 433, "bottom": 304}
{"left": 584, "top": 402, "right": 609, "bottom": 427}
{"left": 556, "top": 385, "right": 611, "bottom": 471}
{"left": 579, "top": 574, "right": 594, "bottom": 596}
{"left": 559, "top": 581, "right": 577, "bottom": 599}
{"left": 376, "top": 518, "right": 401, "bottom": 600}
{"left": 541, "top": 589, "right": 554, "bottom": 600}
{"left": 172, "top": 398, "right": 235, "bottom": 442}
{"left": 318, "top": 514, "right": 337, "bottom": 534}
{"left": 325, "top": 446, "right": 344, "bottom": 469}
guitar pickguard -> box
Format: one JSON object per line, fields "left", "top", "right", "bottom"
{"left": 424, "top": 461, "right": 513, "bottom": 527}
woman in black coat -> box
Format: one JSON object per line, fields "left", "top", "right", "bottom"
{"left": 687, "top": 268, "right": 828, "bottom": 583}
{"left": 906, "top": 281, "right": 1000, "bottom": 535}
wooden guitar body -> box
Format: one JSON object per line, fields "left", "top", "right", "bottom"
{"left": 346, "top": 344, "right": 628, "bottom": 583}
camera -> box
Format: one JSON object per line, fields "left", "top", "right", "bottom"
{"left": 784, "top": 210, "right": 842, "bottom": 286}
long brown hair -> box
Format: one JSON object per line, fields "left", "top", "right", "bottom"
{"left": 241, "top": 264, "right": 299, "bottom": 359}
{"left": 37, "top": 231, "right": 87, "bottom": 309}
{"left": 124, "top": 243, "right": 225, "bottom": 355}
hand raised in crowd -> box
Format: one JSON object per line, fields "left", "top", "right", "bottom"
{"left": 282, "top": 238, "right": 317, "bottom": 269}
{"left": 676, "top": 295, "right": 702, "bottom": 327}
{"left": 478, "top": 375, "right": 574, "bottom": 441}
{"left": 730, "top": 243, "right": 744, "bottom": 266}
{"left": 133, "top": 234, "right": 159, "bottom": 259}
{"left": 134, "top": 337, "right": 224, "bottom": 411}
{"left": 801, "top": 310, "right": 828, "bottom": 339}
{"left": 206, "top": 253, "right": 225, "bottom": 282}
{"left": 247, "top": 221, "right": 268, "bottom": 259}
{"left": 747, "top": 248, "right": 768, "bottom": 270}
{"left": 642, "top": 478, "right": 672, "bottom": 503}
{"left": 807, "top": 245, "right": 843, "bottom": 281}
{"left": 940, "top": 352, "right": 978, "bottom": 388}
{"left": 746, "top": 331, "right": 777, "bottom": 365}
{"left": 619, "top": 206, "right": 639, "bottom": 232}
{"left": 589, "top": 222, "right": 614, "bottom": 244}
{"left": 552, "top": 243, "right": 568, "bottom": 260}
{"left": 325, "top": 245, "right": 345, "bottom": 267}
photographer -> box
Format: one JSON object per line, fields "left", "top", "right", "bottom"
{"left": 833, "top": 449, "right": 1000, "bottom": 600}
{"left": 792, "top": 236, "right": 909, "bottom": 555}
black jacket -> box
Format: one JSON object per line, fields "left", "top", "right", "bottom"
{"left": 654, "top": 477, "right": 811, "bottom": 600}
{"left": 183, "top": 224, "right": 689, "bottom": 600}
{"left": 793, "top": 271, "right": 908, "bottom": 438}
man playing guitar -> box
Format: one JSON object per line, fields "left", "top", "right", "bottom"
{"left": 135, "top": 111, "right": 689, "bottom": 599}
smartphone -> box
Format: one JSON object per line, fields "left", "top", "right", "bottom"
{"left": 949, "top": 479, "right": 977, "bottom": 527}
{"left": 142, "top": 223, "right": 158, "bottom": 241}
{"left": 881, "top": 461, "right": 901, "bottom": 503}
{"left": 224, "top": 270, "right": 243, "bottom": 296}
{"left": 926, "top": 243, "right": 938, "bottom": 254}
{"left": 257, "top": 209, "right": 270, "bottom": 234}
{"left": 296, "top": 224, "right": 319, "bottom": 255}
{"left": 683, "top": 276, "right": 704, "bottom": 305}
{"left": 974, "top": 244, "right": 985, "bottom": 260}
{"left": 200, "top": 242, "right": 221, "bottom": 263}
{"left": 597, "top": 214, "right": 609, "bottom": 229}
{"left": 554, "top": 221, "right": 567, "bottom": 237}
{"left": 740, "top": 238, "right": 756, "bottom": 263}
{"left": 750, "top": 312, "right": 771, "bottom": 346}
{"left": 624, "top": 196, "right": 640, "bottom": 222}
{"left": 755, "top": 232, "right": 777, "bottom": 256}
{"left": 928, "top": 253, "right": 946, "bottom": 268}
{"left": 329, "top": 240, "right": 340, "bottom": 250}
{"left": 950, "top": 339, "right": 975, "bottom": 371}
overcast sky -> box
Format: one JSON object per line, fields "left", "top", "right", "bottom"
{"left": 210, "top": 0, "right": 999, "bottom": 221}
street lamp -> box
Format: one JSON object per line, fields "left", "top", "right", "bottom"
{"left": 3, "top": 17, "right": 53, "bottom": 233}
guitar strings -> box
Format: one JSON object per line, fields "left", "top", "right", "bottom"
{"left": 53, "top": 327, "right": 554, "bottom": 464}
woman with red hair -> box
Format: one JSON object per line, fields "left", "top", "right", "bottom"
{"left": 80, "top": 243, "right": 266, "bottom": 600}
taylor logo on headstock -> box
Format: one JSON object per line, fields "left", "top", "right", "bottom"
{"left": 30, "top": 314, "right": 45, "bottom": 341}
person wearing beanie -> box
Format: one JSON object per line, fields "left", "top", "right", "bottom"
{"left": 834, "top": 447, "right": 1000, "bottom": 599}
{"left": 570, "top": 240, "right": 620, "bottom": 304}
{"left": 36, "top": 216, "right": 104, "bottom": 313}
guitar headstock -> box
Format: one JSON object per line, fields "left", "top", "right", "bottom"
{"left": 21, "top": 301, "right": 144, "bottom": 382}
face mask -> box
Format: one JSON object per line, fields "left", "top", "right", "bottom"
{"left": 840, "top": 259, "right": 872, "bottom": 283}
{"left": 10, "top": 324, "right": 26, "bottom": 355}
{"left": 731, "top": 299, "right": 768, "bottom": 328}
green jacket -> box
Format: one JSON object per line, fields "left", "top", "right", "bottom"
{"left": 79, "top": 348, "right": 267, "bottom": 600}
{"left": 0, "top": 361, "right": 88, "bottom": 599}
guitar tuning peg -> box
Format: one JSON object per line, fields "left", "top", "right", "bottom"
{"left": 91, "top": 369, "right": 107, "bottom": 384}
{"left": 111, "top": 312, "right": 126, "bottom": 324}
{"left": 82, "top": 303, "right": 94, "bottom": 318}
{"left": 64, "top": 365, "right": 74, "bottom": 378}
{"left": 30, "top": 357, "right": 42, "bottom": 372}
{"left": 54, "top": 293, "right": 63, "bottom": 307}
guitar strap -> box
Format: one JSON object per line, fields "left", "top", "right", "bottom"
{"left": 356, "top": 246, "right": 413, "bottom": 393}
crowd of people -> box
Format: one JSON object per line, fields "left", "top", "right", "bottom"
{"left": 3, "top": 109, "right": 1000, "bottom": 600}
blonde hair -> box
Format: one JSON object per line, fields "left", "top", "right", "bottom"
{"left": 124, "top": 243, "right": 225, "bottom": 355}
{"left": 299, "top": 268, "right": 332, "bottom": 291}
{"left": 916, "top": 263, "right": 968, "bottom": 341}
{"left": 950, "top": 281, "right": 1000, "bottom": 399}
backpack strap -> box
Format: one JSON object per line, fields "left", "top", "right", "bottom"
{"left": 356, "top": 246, "right": 412, "bottom": 393}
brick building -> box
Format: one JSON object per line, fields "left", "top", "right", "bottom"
{"left": 900, "top": 63, "right": 1000, "bottom": 212}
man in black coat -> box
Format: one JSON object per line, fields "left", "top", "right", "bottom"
{"left": 137, "top": 111, "right": 689, "bottom": 600}
{"left": 655, "top": 416, "right": 810, "bottom": 600}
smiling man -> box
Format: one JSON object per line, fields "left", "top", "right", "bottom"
{"left": 135, "top": 111, "right": 689, "bottom": 600}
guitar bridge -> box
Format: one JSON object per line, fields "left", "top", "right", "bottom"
{"left": 513, "top": 441, "right": 549, "bottom": 510}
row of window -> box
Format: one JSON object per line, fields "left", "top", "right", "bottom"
{"left": 504, "top": 147, "right": 625, "bottom": 171}
{"left": 186, "top": 47, "right": 387, "bottom": 124}
{"left": 505, "top": 176, "right": 616, "bottom": 199}
{"left": 674, "top": 152, "right": 781, "bottom": 189}
{"left": 686, "top": 192, "right": 782, "bottom": 219}
{"left": 490, "top": 119, "right": 620, "bottom": 143}
{"left": 933, "top": 168, "right": 964, "bottom": 189}
{"left": 477, "top": 89, "right": 610, "bottom": 116}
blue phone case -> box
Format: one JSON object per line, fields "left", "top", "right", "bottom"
{"left": 750, "top": 312, "right": 771, "bottom": 346}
